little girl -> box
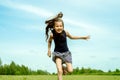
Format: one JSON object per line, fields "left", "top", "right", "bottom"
{"left": 45, "top": 12, "right": 90, "bottom": 80}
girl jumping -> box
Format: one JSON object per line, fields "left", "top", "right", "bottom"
{"left": 45, "top": 12, "right": 90, "bottom": 80}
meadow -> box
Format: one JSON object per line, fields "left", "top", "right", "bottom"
{"left": 0, "top": 75, "right": 120, "bottom": 80}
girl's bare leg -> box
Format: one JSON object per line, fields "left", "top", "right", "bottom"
{"left": 62, "top": 65, "right": 68, "bottom": 75}
{"left": 55, "top": 58, "right": 63, "bottom": 80}
{"left": 66, "top": 62, "right": 73, "bottom": 73}
{"left": 63, "top": 62, "right": 73, "bottom": 74}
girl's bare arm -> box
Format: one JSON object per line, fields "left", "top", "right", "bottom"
{"left": 66, "top": 31, "right": 90, "bottom": 40}
{"left": 47, "top": 33, "right": 53, "bottom": 57}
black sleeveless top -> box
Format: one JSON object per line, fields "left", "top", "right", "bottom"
{"left": 52, "top": 30, "right": 69, "bottom": 52}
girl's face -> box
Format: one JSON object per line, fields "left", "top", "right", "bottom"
{"left": 54, "top": 21, "right": 64, "bottom": 33}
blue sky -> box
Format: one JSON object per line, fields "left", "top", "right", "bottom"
{"left": 0, "top": 0, "right": 120, "bottom": 73}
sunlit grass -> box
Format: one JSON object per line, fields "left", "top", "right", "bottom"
{"left": 0, "top": 75, "right": 120, "bottom": 80}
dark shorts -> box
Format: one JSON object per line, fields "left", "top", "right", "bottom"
{"left": 52, "top": 51, "right": 72, "bottom": 64}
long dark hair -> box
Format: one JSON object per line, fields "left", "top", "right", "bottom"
{"left": 45, "top": 12, "right": 63, "bottom": 41}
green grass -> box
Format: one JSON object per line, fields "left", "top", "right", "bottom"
{"left": 0, "top": 75, "right": 120, "bottom": 80}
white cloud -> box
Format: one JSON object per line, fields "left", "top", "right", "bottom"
{"left": 19, "top": 25, "right": 44, "bottom": 32}
{"left": 0, "top": 0, "right": 107, "bottom": 35}
{"left": 64, "top": 18, "right": 107, "bottom": 35}
{"left": 0, "top": 0, "right": 53, "bottom": 17}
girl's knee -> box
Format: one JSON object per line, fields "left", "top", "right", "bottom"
{"left": 68, "top": 68, "right": 73, "bottom": 73}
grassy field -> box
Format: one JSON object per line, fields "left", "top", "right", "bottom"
{"left": 0, "top": 75, "right": 120, "bottom": 80}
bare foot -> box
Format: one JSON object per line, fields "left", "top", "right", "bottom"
{"left": 62, "top": 66, "right": 68, "bottom": 75}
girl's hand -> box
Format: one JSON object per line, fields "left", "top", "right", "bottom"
{"left": 47, "top": 50, "right": 51, "bottom": 57}
{"left": 84, "top": 35, "right": 90, "bottom": 40}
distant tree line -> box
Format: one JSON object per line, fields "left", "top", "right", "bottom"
{"left": 70, "top": 67, "right": 120, "bottom": 75}
{"left": 0, "top": 58, "right": 120, "bottom": 75}
{"left": 0, "top": 58, "right": 50, "bottom": 75}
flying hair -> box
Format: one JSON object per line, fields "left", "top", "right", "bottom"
{"left": 45, "top": 12, "right": 63, "bottom": 41}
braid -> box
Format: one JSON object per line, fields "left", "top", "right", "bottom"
{"left": 45, "top": 21, "right": 54, "bottom": 41}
